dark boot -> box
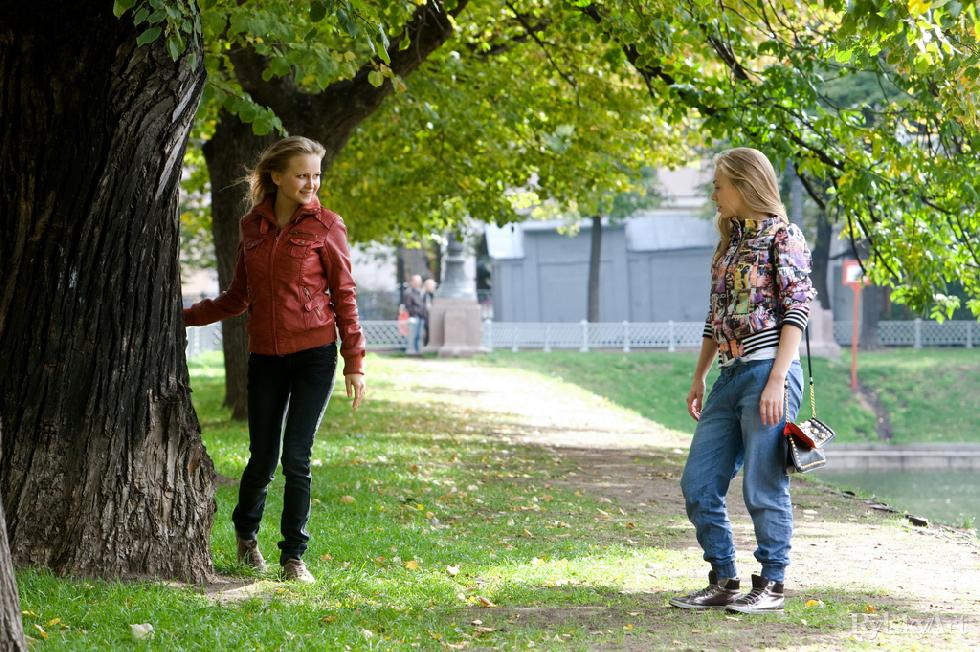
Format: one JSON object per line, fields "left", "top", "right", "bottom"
{"left": 725, "top": 574, "right": 785, "bottom": 614}
{"left": 236, "top": 535, "right": 267, "bottom": 572}
{"left": 669, "top": 570, "right": 741, "bottom": 609}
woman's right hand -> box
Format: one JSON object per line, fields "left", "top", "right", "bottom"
{"left": 687, "top": 379, "right": 706, "bottom": 422}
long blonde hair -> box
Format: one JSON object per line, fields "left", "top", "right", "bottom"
{"left": 712, "top": 147, "right": 788, "bottom": 260}
{"left": 246, "top": 136, "right": 326, "bottom": 208}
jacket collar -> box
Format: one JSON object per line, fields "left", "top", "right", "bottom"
{"left": 730, "top": 214, "right": 782, "bottom": 238}
{"left": 252, "top": 194, "right": 323, "bottom": 233}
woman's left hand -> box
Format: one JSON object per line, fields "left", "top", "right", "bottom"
{"left": 759, "top": 378, "right": 785, "bottom": 426}
{"left": 345, "top": 373, "right": 366, "bottom": 411}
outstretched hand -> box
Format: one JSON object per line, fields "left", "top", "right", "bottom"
{"left": 345, "top": 373, "right": 366, "bottom": 412}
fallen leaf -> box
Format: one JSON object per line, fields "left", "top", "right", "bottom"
{"left": 33, "top": 624, "right": 48, "bottom": 640}
{"left": 339, "top": 495, "right": 355, "bottom": 504}
{"left": 865, "top": 604, "right": 877, "bottom": 613}
{"left": 45, "top": 618, "right": 61, "bottom": 628}
{"left": 361, "top": 629, "right": 375, "bottom": 639}
{"left": 624, "top": 623, "right": 634, "bottom": 631}
{"left": 625, "top": 521, "right": 636, "bottom": 529}
{"left": 521, "top": 528, "right": 534, "bottom": 538}
{"left": 130, "top": 623, "right": 154, "bottom": 641}
{"left": 321, "top": 615, "right": 337, "bottom": 624}
{"left": 470, "top": 619, "right": 483, "bottom": 626}
{"left": 477, "top": 595, "right": 495, "bottom": 608}
{"left": 804, "top": 599, "right": 825, "bottom": 608}
{"left": 446, "top": 564, "right": 460, "bottom": 577}
{"left": 319, "top": 553, "right": 333, "bottom": 561}
{"left": 405, "top": 559, "right": 420, "bottom": 570}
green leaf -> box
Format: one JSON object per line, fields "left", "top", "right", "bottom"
{"left": 167, "top": 37, "right": 179, "bottom": 61}
{"left": 112, "top": 0, "right": 136, "bottom": 18}
{"left": 310, "top": 0, "right": 327, "bottom": 23}
{"left": 136, "top": 27, "right": 163, "bottom": 47}
{"left": 368, "top": 70, "right": 384, "bottom": 87}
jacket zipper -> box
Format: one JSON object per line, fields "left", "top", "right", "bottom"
{"left": 722, "top": 223, "right": 745, "bottom": 349}
{"left": 270, "top": 220, "right": 287, "bottom": 355}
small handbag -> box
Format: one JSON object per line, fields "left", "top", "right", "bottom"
{"left": 783, "top": 326, "right": 836, "bottom": 474}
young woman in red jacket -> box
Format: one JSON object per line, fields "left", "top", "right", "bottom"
{"left": 184, "top": 136, "right": 366, "bottom": 583}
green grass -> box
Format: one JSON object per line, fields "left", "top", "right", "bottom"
{"left": 17, "top": 354, "right": 684, "bottom": 650}
{"left": 484, "top": 348, "right": 980, "bottom": 444}
{"left": 17, "top": 351, "right": 974, "bottom": 650}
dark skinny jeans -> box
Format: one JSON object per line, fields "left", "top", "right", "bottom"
{"left": 232, "top": 344, "right": 337, "bottom": 562}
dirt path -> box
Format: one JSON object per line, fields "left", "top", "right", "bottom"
{"left": 397, "top": 356, "right": 980, "bottom": 650}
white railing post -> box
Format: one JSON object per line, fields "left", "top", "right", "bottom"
{"left": 512, "top": 322, "right": 518, "bottom": 352}
{"left": 967, "top": 322, "right": 974, "bottom": 349}
{"left": 485, "top": 319, "right": 493, "bottom": 351}
{"left": 544, "top": 324, "right": 551, "bottom": 352}
{"left": 580, "top": 320, "right": 589, "bottom": 352}
{"left": 623, "top": 321, "right": 630, "bottom": 353}
{"left": 668, "top": 320, "right": 676, "bottom": 352}
{"left": 913, "top": 318, "right": 922, "bottom": 349}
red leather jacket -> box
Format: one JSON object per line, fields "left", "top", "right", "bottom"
{"left": 183, "top": 196, "right": 366, "bottom": 375}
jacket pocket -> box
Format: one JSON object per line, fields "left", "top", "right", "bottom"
{"left": 288, "top": 237, "right": 323, "bottom": 259}
{"left": 302, "top": 286, "right": 332, "bottom": 330}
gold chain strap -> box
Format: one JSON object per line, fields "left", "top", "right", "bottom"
{"left": 785, "top": 375, "right": 818, "bottom": 422}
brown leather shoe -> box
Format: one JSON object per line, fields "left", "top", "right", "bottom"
{"left": 669, "top": 571, "right": 741, "bottom": 609}
{"left": 236, "top": 536, "right": 267, "bottom": 572}
{"left": 725, "top": 574, "right": 785, "bottom": 614}
{"left": 281, "top": 558, "right": 315, "bottom": 584}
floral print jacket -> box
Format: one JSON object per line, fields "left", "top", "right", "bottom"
{"left": 702, "top": 216, "right": 817, "bottom": 363}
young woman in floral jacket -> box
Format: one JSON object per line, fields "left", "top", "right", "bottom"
{"left": 669, "top": 148, "right": 816, "bottom": 614}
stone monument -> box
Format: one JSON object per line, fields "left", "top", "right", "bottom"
{"left": 424, "top": 232, "right": 484, "bottom": 356}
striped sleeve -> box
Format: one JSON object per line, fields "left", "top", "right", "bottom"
{"left": 703, "top": 313, "right": 713, "bottom": 339}
{"left": 774, "top": 224, "right": 817, "bottom": 331}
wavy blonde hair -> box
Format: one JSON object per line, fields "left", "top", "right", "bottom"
{"left": 712, "top": 147, "right": 788, "bottom": 260}
{"left": 246, "top": 136, "right": 326, "bottom": 208}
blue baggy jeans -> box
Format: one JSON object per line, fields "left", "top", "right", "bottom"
{"left": 680, "top": 358, "right": 803, "bottom": 583}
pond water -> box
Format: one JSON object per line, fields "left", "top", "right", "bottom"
{"left": 815, "top": 469, "right": 980, "bottom": 529}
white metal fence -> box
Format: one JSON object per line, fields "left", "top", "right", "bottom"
{"left": 186, "top": 318, "right": 977, "bottom": 358}
{"left": 833, "top": 319, "right": 977, "bottom": 347}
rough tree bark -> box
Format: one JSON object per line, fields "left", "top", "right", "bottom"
{"left": 0, "top": 420, "right": 25, "bottom": 652}
{"left": 587, "top": 216, "right": 602, "bottom": 323}
{"left": 202, "top": 119, "right": 275, "bottom": 421}
{"left": 202, "top": 0, "right": 468, "bottom": 416}
{"left": 0, "top": 3, "right": 215, "bottom": 581}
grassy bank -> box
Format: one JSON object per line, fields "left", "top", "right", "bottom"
{"left": 484, "top": 348, "right": 980, "bottom": 444}
{"left": 16, "top": 352, "right": 976, "bottom": 650}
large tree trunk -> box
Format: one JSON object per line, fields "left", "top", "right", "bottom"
{"left": 206, "top": 1, "right": 468, "bottom": 415}
{"left": 201, "top": 115, "right": 275, "bottom": 421}
{"left": 587, "top": 216, "right": 602, "bottom": 322}
{"left": 0, "top": 3, "right": 215, "bottom": 581}
{"left": 811, "top": 209, "right": 833, "bottom": 310}
{"left": 0, "top": 421, "right": 25, "bottom": 652}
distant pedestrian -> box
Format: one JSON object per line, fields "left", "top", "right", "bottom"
{"left": 183, "top": 136, "right": 367, "bottom": 584}
{"left": 422, "top": 278, "right": 437, "bottom": 346}
{"left": 403, "top": 274, "right": 425, "bottom": 354}
{"left": 669, "top": 147, "right": 816, "bottom": 614}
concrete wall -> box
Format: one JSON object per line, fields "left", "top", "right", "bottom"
{"left": 492, "top": 224, "right": 714, "bottom": 322}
